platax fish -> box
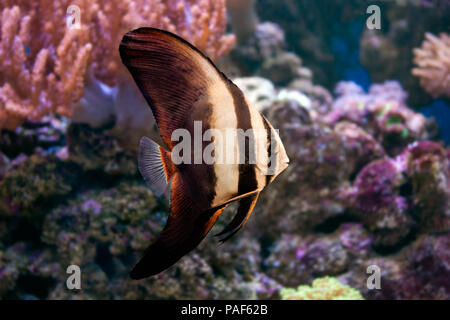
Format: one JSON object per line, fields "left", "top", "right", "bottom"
{"left": 119, "top": 28, "right": 289, "bottom": 279}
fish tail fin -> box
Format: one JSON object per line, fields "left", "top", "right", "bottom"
{"left": 130, "top": 205, "right": 229, "bottom": 279}
{"left": 138, "top": 136, "right": 175, "bottom": 196}
{"left": 130, "top": 173, "right": 229, "bottom": 279}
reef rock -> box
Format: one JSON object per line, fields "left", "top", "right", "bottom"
{"left": 266, "top": 223, "right": 371, "bottom": 287}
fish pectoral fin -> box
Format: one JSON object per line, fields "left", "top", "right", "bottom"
{"left": 138, "top": 136, "right": 174, "bottom": 197}
{"left": 130, "top": 174, "right": 227, "bottom": 279}
{"left": 215, "top": 192, "right": 260, "bottom": 243}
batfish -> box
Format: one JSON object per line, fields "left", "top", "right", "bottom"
{"left": 119, "top": 28, "right": 289, "bottom": 279}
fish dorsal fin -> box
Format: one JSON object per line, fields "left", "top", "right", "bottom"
{"left": 138, "top": 136, "right": 174, "bottom": 197}
{"left": 119, "top": 27, "right": 230, "bottom": 150}
{"left": 215, "top": 192, "right": 260, "bottom": 243}
{"left": 130, "top": 173, "right": 229, "bottom": 279}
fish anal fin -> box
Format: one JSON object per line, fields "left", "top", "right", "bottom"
{"left": 216, "top": 193, "right": 259, "bottom": 243}
{"left": 138, "top": 136, "right": 174, "bottom": 196}
{"left": 210, "top": 189, "right": 261, "bottom": 211}
{"left": 130, "top": 174, "right": 227, "bottom": 279}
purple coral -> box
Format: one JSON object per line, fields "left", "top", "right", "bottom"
{"left": 401, "top": 141, "right": 450, "bottom": 232}
{"left": 81, "top": 199, "right": 102, "bottom": 215}
{"left": 339, "top": 223, "right": 372, "bottom": 252}
{"left": 266, "top": 224, "right": 371, "bottom": 287}
{"left": 326, "top": 81, "right": 433, "bottom": 156}
{"left": 346, "top": 158, "right": 414, "bottom": 247}
{"left": 345, "top": 140, "right": 450, "bottom": 247}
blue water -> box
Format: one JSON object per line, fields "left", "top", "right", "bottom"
{"left": 421, "top": 100, "right": 450, "bottom": 143}
{"left": 330, "top": 18, "right": 371, "bottom": 91}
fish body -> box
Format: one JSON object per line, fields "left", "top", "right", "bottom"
{"left": 119, "top": 28, "right": 289, "bottom": 279}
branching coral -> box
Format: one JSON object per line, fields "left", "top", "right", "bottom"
{"left": 90, "top": 0, "right": 236, "bottom": 85}
{"left": 0, "top": 0, "right": 236, "bottom": 138}
{"left": 280, "top": 277, "right": 364, "bottom": 300}
{"left": 412, "top": 32, "right": 450, "bottom": 98}
{"left": 0, "top": 5, "right": 92, "bottom": 130}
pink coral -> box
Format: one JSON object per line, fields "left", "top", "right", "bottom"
{"left": 326, "top": 81, "right": 430, "bottom": 156}
{"left": 89, "top": 0, "right": 236, "bottom": 85}
{"left": 0, "top": 0, "right": 236, "bottom": 134}
{"left": 412, "top": 32, "right": 450, "bottom": 98}
{"left": 0, "top": 4, "right": 92, "bottom": 130}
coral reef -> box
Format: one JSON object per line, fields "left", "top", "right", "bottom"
{"left": 1, "top": 0, "right": 449, "bottom": 301}
{"left": 227, "top": 17, "right": 317, "bottom": 94}
{"left": 346, "top": 159, "right": 413, "bottom": 247}
{"left": 1, "top": 179, "right": 275, "bottom": 299}
{"left": 0, "top": 5, "right": 92, "bottom": 130}
{"left": 412, "top": 32, "right": 450, "bottom": 98}
{"left": 266, "top": 224, "right": 371, "bottom": 286}
{"left": 344, "top": 140, "right": 449, "bottom": 247}
{"left": 340, "top": 233, "right": 450, "bottom": 300}
{"left": 358, "top": 1, "right": 449, "bottom": 106}
{"left": 325, "top": 81, "right": 435, "bottom": 155}
{"left": 228, "top": 22, "right": 286, "bottom": 76}
{"left": 256, "top": 0, "right": 449, "bottom": 106}
{"left": 252, "top": 87, "right": 388, "bottom": 239}
{"left": 245, "top": 76, "right": 449, "bottom": 299}
{"left": 0, "top": 117, "right": 282, "bottom": 299}
{"left": 401, "top": 141, "right": 450, "bottom": 233}
{"left": 233, "top": 77, "right": 276, "bottom": 112}
{"left": 0, "top": 155, "right": 82, "bottom": 220}
{"left": 256, "top": 0, "right": 368, "bottom": 88}
{"left": 0, "top": 115, "right": 67, "bottom": 159}
{"left": 260, "top": 52, "right": 307, "bottom": 86}
{"left": 1, "top": 75, "right": 449, "bottom": 299}
{"left": 0, "top": 243, "right": 60, "bottom": 299}
{"left": 280, "top": 276, "right": 364, "bottom": 300}
{"left": 83, "top": 0, "right": 235, "bottom": 85}
{"left": 65, "top": 123, "right": 138, "bottom": 176}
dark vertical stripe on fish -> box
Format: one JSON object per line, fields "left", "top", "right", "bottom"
{"left": 227, "top": 82, "right": 258, "bottom": 194}
{"left": 187, "top": 99, "right": 217, "bottom": 208}
{"left": 262, "top": 116, "right": 274, "bottom": 186}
